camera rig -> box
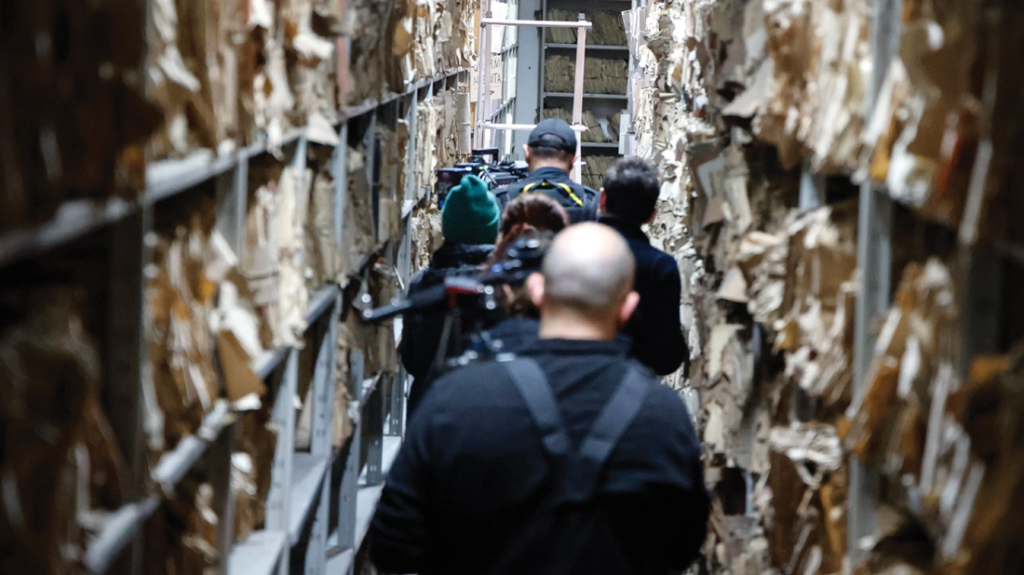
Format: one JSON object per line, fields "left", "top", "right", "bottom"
{"left": 361, "top": 235, "right": 546, "bottom": 324}
{"left": 361, "top": 234, "right": 548, "bottom": 373}
{"left": 435, "top": 148, "right": 528, "bottom": 209}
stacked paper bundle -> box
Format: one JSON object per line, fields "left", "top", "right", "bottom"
{"left": 346, "top": 0, "right": 402, "bottom": 106}
{"left": 147, "top": 0, "right": 341, "bottom": 158}
{"left": 582, "top": 155, "right": 617, "bottom": 190}
{"left": 0, "top": 288, "right": 126, "bottom": 574}
{"left": 144, "top": 0, "right": 474, "bottom": 157}
{"left": 338, "top": 146, "right": 376, "bottom": 280}
{"left": 145, "top": 481, "right": 220, "bottom": 574}
{"left": 350, "top": 0, "right": 475, "bottom": 106}
{"left": 304, "top": 146, "right": 342, "bottom": 293}
{"left": 543, "top": 107, "right": 620, "bottom": 143}
{"left": 545, "top": 9, "right": 627, "bottom": 45}
{"left": 143, "top": 195, "right": 279, "bottom": 554}
{"left": 241, "top": 159, "right": 311, "bottom": 351}
{"left": 231, "top": 404, "right": 277, "bottom": 542}
{"left": 376, "top": 124, "right": 407, "bottom": 246}
{"left": 411, "top": 88, "right": 462, "bottom": 201}
{"left": 545, "top": 55, "right": 628, "bottom": 94}
{"left": 146, "top": 202, "right": 225, "bottom": 450}
{"left": 591, "top": 11, "right": 628, "bottom": 46}
{"left": 545, "top": 9, "right": 579, "bottom": 44}
{"left": 0, "top": 1, "right": 152, "bottom": 234}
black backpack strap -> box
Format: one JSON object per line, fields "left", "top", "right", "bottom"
{"left": 503, "top": 358, "right": 572, "bottom": 457}
{"left": 504, "top": 359, "right": 650, "bottom": 504}
{"left": 524, "top": 179, "right": 585, "bottom": 207}
{"left": 562, "top": 366, "right": 649, "bottom": 503}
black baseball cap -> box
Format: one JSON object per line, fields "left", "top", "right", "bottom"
{"left": 528, "top": 118, "right": 577, "bottom": 152}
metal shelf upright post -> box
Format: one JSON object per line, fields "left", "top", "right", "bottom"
{"left": 849, "top": 0, "right": 901, "bottom": 559}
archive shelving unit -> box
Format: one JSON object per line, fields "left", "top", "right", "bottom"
{"left": 780, "top": 0, "right": 1024, "bottom": 558}
{"left": 538, "top": 0, "right": 635, "bottom": 188}
{"left": 539, "top": 4, "right": 633, "bottom": 131}
{"left": 0, "top": 56, "right": 468, "bottom": 574}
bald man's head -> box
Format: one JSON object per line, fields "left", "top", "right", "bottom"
{"left": 535, "top": 223, "right": 636, "bottom": 321}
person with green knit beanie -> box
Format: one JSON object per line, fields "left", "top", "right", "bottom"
{"left": 401, "top": 174, "right": 501, "bottom": 417}
{"left": 441, "top": 174, "right": 500, "bottom": 245}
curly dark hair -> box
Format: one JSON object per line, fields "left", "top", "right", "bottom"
{"left": 482, "top": 194, "right": 570, "bottom": 318}
{"left": 488, "top": 193, "right": 570, "bottom": 266}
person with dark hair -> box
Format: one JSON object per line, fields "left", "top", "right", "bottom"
{"left": 489, "top": 192, "right": 571, "bottom": 265}
{"left": 493, "top": 119, "right": 600, "bottom": 223}
{"left": 599, "top": 157, "right": 689, "bottom": 376}
{"left": 370, "top": 223, "right": 709, "bottom": 575}
{"left": 479, "top": 193, "right": 572, "bottom": 357}
{"left": 400, "top": 174, "right": 501, "bottom": 417}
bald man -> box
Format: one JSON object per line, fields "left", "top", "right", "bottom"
{"left": 370, "top": 224, "right": 709, "bottom": 575}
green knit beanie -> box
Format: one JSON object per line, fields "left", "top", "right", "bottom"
{"left": 441, "top": 174, "right": 500, "bottom": 245}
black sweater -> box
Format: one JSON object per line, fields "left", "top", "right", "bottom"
{"left": 481, "top": 316, "right": 540, "bottom": 355}
{"left": 369, "top": 338, "right": 709, "bottom": 575}
{"left": 399, "top": 242, "right": 494, "bottom": 415}
{"left": 600, "top": 216, "right": 689, "bottom": 375}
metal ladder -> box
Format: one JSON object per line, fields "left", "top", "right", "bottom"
{"left": 474, "top": 13, "right": 592, "bottom": 183}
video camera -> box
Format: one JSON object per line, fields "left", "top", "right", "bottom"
{"left": 435, "top": 148, "right": 529, "bottom": 210}
{"left": 360, "top": 234, "right": 548, "bottom": 325}
{"left": 361, "top": 233, "right": 549, "bottom": 372}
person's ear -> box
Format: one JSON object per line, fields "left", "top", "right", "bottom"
{"left": 523, "top": 144, "right": 532, "bottom": 162}
{"left": 644, "top": 207, "right": 657, "bottom": 225}
{"left": 527, "top": 272, "right": 545, "bottom": 309}
{"left": 599, "top": 192, "right": 608, "bottom": 212}
{"left": 618, "top": 291, "right": 640, "bottom": 328}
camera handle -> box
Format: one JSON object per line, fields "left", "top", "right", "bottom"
{"left": 360, "top": 284, "right": 446, "bottom": 322}
{"left": 470, "top": 148, "right": 501, "bottom": 163}
{"left": 360, "top": 277, "right": 486, "bottom": 323}
{"left": 431, "top": 312, "right": 456, "bottom": 379}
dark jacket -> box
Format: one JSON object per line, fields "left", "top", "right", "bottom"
{"left": 495, "top": 166, "right": 600, "bottom": 223}
{"left": 600, "top": 216, "right": 688, "bottom": 376}
{"left": 369, "top": 338, "right": 709, "bottom": 575}
{"left": 479, "top": 316, "right": 540, "bottom": 356}
{"left": 399, "top": 242, "right": 494, "bottom": 415}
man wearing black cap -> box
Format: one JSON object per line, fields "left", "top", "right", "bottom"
{"left": 494, "top": 118, "right": 600, "bottom": 223}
